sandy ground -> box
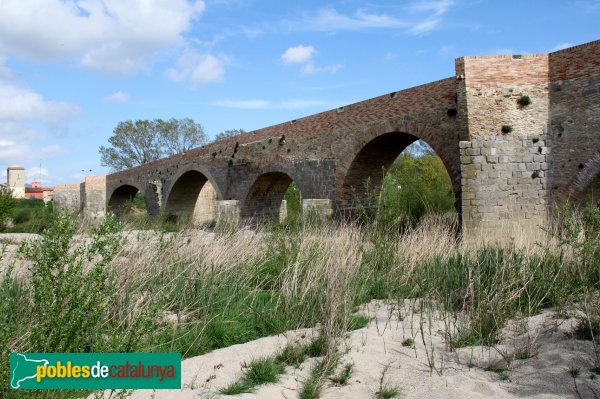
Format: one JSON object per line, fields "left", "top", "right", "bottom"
{"left": 93, "top": 300, "right": 599, "bottom": 399}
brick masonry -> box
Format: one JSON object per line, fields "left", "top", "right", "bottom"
{"left": 53, "top": 40, "right": 600, "bottom": 239}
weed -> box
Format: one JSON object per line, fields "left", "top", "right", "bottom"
{"left": 276, "top": 342, "right": 307, "bottom": 368}
{"left": 517, "top": 95, "right": 532, "bottom": 107}
{"left": 376, "top": 387, "right": 401, "bottom": 399}
{"left": 348, "top": 314, "right": 370, "bottom": 330}
{"left": 402, "top": 338, "right": 414, "bottom": 348}
{"left": 501, "top": 125, "right": 513, "bottom": 134}
{"left": 331, "top": 363, "right": 354, "bottom": 386}
{"left": 220, "top": 357, "right": 284, "bottom": 395}
{"left": 569, "top": 367, "right": 581, "bottom": 378}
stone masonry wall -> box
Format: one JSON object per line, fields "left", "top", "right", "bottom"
{"left": 548, "top": 40, "right": 600, "bottom": 205}
{"left": 459, "top": 54, "right": 550, "bottom": 239}
{"left": 53, "top": 183, "right": 82, "bottom": 212}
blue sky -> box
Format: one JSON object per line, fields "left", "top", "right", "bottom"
{"left": 1, "top": 0, "right": 599, "bottom": 186}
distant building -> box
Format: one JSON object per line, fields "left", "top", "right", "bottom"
{"left": 5, "top": 167, "right": 54, "bottom": 203}
{"left": 25, "top": 181, "right": 54, "bottom": 203}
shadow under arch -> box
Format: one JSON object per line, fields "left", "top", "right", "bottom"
{"left": 337, "top": 131, "right": 460, "bottom": 220}
{"left": 164, "top": 170, "right": 217, "bottom": 224}
{"left": 566, "top": 152, "right": 600, "bottom": 206}
{"left": 108, "top": 184, "right": 145, "bottom": 217}
{"left": 241, "top": 171, "right": 301, "bottom": 222}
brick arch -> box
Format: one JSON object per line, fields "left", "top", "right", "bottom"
{"left": 164, "top": 170, "right": 218, "bottom": 224}
{"left": 565, "top": 151, "right": 600, "bottom": 205}
{"left": 334, "top": 121, "right": 461, "bottom": 215}
{"left": 241, "top": 171, "right": 299, "bottom": 221}
{"left": 165, "top": 165, "right": 224, "bottom": 201}
{"left": 108, "top": 184, "right": 145, "bottom": 216}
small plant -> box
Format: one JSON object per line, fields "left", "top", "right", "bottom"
{"left": 402, "top": 338, "right": 414, "bottom": 347}
{"left": 268, "top": 138, "right": 272, "bottom": 144}
{"left": 279, "top": 134, "right": 286, "bottom": 145}
{"left": 517, "top": 95, "right": 532, "bottom": 107}
{"left": 220, "top": 357, "right": 285, "bottom": 395}
{"left": 305, "top": 335, "right": 327, "bottom": 358}
{"left": 276, "top": 342, "right": 307, "bottom": 368}
{"left": 299, "top": 359, "right": 337, "bottom": 399}
{"left": 348, "top": 314, "right": 370, "bottom": 330}
{"left": 331, "top": 363, "right": 353, "bottom": 386}
{"left": 569, "top": 367, "right": 581, "bottom": 378}
{"left": 501, "top": 125, "right": 513, "bottom": 134}
{"left": 531, "top": 171, "right": 540, "bottom": 179}
{"left": 212, "top": 152, "right": 217, "bottom": 158}
{"left": 375, "top": 386, "right": 400, "bottom": 399}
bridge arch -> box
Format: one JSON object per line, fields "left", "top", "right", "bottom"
{"left": 108, "top": 184, "right": 146, "bottom": 217}
{"left": 335, "top": 128, "right": 461, "bottom": 219}
{"left": 566, "top": 151, "right": 600, "bottom": 205}
{"left": 164, "top": 169, "right": 219, "bottom": 224}
{"left": 241, "top": 171, "right": 302, "bottom": 222}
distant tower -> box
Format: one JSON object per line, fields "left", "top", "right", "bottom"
{"left": 7, "top": 166, "right": 25, "bottom": 198}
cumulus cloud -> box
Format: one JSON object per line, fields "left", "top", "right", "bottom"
{"left": 165, "top": 50, "right": 226, "bottom": 86}
{"left": 281, "top": 45, "right": 315, "bottom": 64}
{"left": 102, "top": 91, "right": 129, "bottom": 104}
{"left": 0, "top": 0, "right": 205, "bottom": 75}
{"left": 0, "top": 63, "right": 80, "bottom": 167}
{"left": 0, "top": 82, "right": 80, "bottom": 129}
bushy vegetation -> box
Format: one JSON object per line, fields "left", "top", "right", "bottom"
{"left": 377, "top": 150, "right": 455, "bottom": 232}
{"left": 0, "top": 197, "right": 54, "bottom": 233}
{"left": 1, "top": 145, "right": 598, "bottom": 398}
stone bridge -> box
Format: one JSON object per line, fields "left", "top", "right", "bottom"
{"left": 55, "top": 40, "right": 600, "bottom": 239}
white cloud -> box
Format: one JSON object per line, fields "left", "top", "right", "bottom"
{"left": 0, "top": 63, "right": 80, "bottom": 168}
{"left": 296, "top": 8, "right": 406, "bottom": 31}
{"left": 552, "top": 42, "right": 574, "bottom": 52}
{"left": 0, "top": 81, "right": 80, "bottom": 129}
{"left": 301, "top": 63, "right": 343, "bottom": 75}
{"left": 0, "top": 0, "right": 205, "bottom": 75}
{"left": 165, "top": 50, "right": 226, "bottom": 86}
{"left": 290, "top": 2, "right": 453, "bottom": 35}
{"left": 281, "top": 45, "right": 315, "bottom": 64}
{"left": 102, "top": 91, "right": 129, "bottom": 104}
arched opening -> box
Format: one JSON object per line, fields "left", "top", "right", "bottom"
{"left": 339, "top": 132, "right": 458, "bottom": 229}
{"left": 242, "top": 172, "right": 302, "bottom": 222}
{"left": 164, "top": 170, "right": 217, "bottom": 225}
{"left": 579, "top": 173, "right": 600, "bottom": 206}
{"left": 108, "top": 185, "right": 146, "bottom": 217}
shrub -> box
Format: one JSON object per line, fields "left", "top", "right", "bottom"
{"left": 501, "top": 125, "right": 513, "bottom": 134}
{"left": 0, "top": 190, "right": 15, "bottom": 231}
{"left": 517, "top": 95, "right": 532, "bottom": 107}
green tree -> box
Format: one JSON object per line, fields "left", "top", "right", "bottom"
{"left": 99, "top": 118, "right": 207, "bottom": 171}
{"left": 377, "top": 151, "right": 455, "bottom": 230}
{"left": 0, "top": 190, "right": 15, "bottom": 231}
{"left": 213, "top": 129, "right": 247, "bottom": 142}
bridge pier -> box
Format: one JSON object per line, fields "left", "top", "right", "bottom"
{"left": 302, "top": 199, "right": 333, "bottom": 221}
{"left": 216, "top": 200, "right": 241, "bottom": 225}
